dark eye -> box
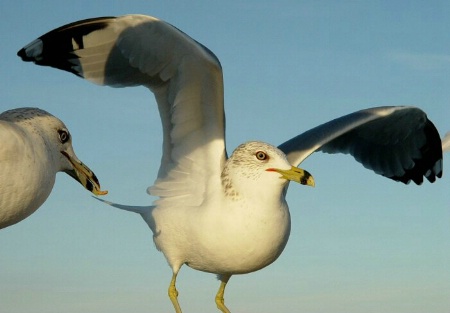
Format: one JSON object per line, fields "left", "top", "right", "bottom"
{"left": 255, "top": 151, "right": 268, "bottom": 161}
{"left": 58, "top": 129, "right": 70, "bottom": 144}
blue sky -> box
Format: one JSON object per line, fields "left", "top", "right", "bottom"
{"left": 1, "top": 1, "right": 449, "bottom": 312}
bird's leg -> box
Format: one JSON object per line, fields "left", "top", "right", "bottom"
{"left": 215, "top": 275, "right": 231, "bottom": 313}
{"left": 168, "top": 273, "right": 182, "bottom": 313}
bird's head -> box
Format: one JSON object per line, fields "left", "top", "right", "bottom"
{"left": 1, "top": 107, "right": 108, "bottom": 196}
{"left": 222, "top": 141, "right": 314, "bottom": 200}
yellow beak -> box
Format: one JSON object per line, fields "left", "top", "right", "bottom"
{"left": 266, "top": 166, "right": 315, "bottom": 187}
{"left": 61, "top": 151, "right": 108, "bottom": 196}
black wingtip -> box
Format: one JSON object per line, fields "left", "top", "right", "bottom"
{"left": 389, "top": 118, "right": 443, "bottom": 185}
{"left": 17, "top": 17, "right": 115, "bottom": 75}
{"left": 17, "top": 47, "right": 28, "bottom": 60}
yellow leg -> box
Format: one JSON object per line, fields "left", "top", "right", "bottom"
{"left": 215, "top": 275, "right": 231, "bottom": 313}
{"left": 168, "top": 273, "right": 182, "bottom": 313}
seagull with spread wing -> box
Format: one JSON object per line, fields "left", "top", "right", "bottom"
{"left": 18, "top": 15, "right": 445, "bottom": 313}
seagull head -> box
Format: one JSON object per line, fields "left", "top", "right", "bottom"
{"left": 1, "top": 108, "right": 108, "bottom": 196}
{"left": 223, "top": 141, "right": 314, "bottom": 199}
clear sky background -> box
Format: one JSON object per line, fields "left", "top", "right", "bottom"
{"left": 1, "top": 1, "right": 449, "bottom": 313}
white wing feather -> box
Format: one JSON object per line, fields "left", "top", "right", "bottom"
{"left": 18, "top": 15, "right": 226, "bottom": 207}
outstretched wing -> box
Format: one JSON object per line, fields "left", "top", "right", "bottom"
{"left": 278, "top": 106, "right": 443, "bottom": 184}
{"left": 18, "top": 15, "right": 227, "bottom": 206}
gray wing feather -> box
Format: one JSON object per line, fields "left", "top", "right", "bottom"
{"left": 278, "top": 106, "right": 443, "bottom": 184}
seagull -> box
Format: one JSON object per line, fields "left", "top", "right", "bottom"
{"left": 18, "top": 15, "right": 444, "bottom": 313}
{"left": 0, "top": 107, "right": 107, "bottom": 229}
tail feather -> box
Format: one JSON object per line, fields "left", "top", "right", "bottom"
{"left": 93, "top": 197, "right": 155, "bottom": 231}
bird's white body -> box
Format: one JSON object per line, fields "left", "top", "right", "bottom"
{"left": 0, "top": 108, "right": 106, "bottom": 229}
{"left": 153, "top": 194, "right": 290, "bottom": 275}
{"left": 0, "top": 118, "right": 57, "bottom": 227}
{"left": 152, "top": 143, "right": 292, "bottom": 275}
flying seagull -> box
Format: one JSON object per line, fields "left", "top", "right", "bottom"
{"left": 18, "top": 15, "right": 444, "bottom": 313}
{"left": 0, "top": 107, "right": 107, "bottom": 229}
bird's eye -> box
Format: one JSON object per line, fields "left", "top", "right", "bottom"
{"left": 58, "top": 130, "right": 70, "bottom": 144}
{"left": 255, "top": 151, "right": 268, "bottom": 161}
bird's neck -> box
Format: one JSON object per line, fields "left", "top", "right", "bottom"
{"left": 221, "top": 177, "right": 287, "bottom": 208}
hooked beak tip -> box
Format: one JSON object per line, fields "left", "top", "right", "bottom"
{"left": 61, "top": 151, "right": 108, "bottom": 196}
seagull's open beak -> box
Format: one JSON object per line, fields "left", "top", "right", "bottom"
{"left": 266, "top": 166, "right": 315, "bottom": 187}
{"left": 61, "top": 151, "right": 108, "bottom": 196}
